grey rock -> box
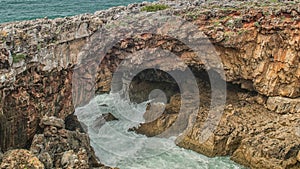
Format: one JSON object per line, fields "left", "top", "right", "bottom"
{"left": 40, "top": 116, "right": 65, "bottom": 129}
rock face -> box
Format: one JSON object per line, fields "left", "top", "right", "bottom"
{"left": 267, "top": 97, "right": 300, "bottom": 114}
{"left": 0, "top": 0, "right": 299, "bottom": 169}
{"left": 0, "top": 149, "right": 44, "bottom": 169}
{"left": 30, "top": 116, "right": 102, "bottom": 169}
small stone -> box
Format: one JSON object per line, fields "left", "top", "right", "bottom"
{"left": 254, "top": 95, "right": 267, "bottom": 105}
{"left": 297, "top": 151, "right": 300, "bottom": 162}
{"left": 44, "top": 126, "right": 58, "bottom": 137}
{"left": 92, "top": 113, "right": 118, "bottom": 131}
{"left": 40, "top": 116, "right": 65, "bottom": 129}
{"left": 103, "top": 113, "right": 118, "bottom": 121}
{"left": 61, "top": 150, "right": 77, "bottom": 168}
{"left": 38, "top": 152, "right": 53, "bottom": 169}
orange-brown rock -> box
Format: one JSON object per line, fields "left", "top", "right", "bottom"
{"left": 0, "top": 0, "right": 299, "bottom": 169}
{"left": 0, "top": 149, "right": 44, "bottom": 169}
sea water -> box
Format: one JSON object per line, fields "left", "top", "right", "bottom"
{"left": 75, "top": 93, "right": 245, "bottom": 169}
{"left": 0, "top": 0, "right": 156, "bottom": 23}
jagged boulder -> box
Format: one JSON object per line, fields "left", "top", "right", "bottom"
{"left": 30, "top": 116, "right": 102, "bottom": 169}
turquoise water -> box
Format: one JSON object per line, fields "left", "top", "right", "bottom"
{"left": 75, "top": 94, "right": 245, "bottom": 169}
{"left": 0, "top": 0, "right": 156, "bottom": 23}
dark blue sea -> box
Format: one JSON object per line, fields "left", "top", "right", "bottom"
{"left": 0, "top": 0, "right": 156, "bottom": 23}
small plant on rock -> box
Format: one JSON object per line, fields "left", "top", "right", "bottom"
{"left": 141, "top": 4, "right": 169, "bottom": 12}
{"left": 254, "top": 22, "right": 261, "bottom": 28}
{"left": 12, "top": 53, "right": 27, "bottom": 63}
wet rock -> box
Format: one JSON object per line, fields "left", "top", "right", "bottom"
{"left": 0, "top": 149, "right": 44, "bottom": 169}
{"left": 133, "top": 94, "right": 181, "bottom": 137}
{"left": 92, "top": 113, "right": 118, "bottom": 131}
{"left": 103, "top": 113, "right": 118, "bottom": 122}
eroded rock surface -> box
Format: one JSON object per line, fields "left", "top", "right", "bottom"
{"left": 30, "top": 116, "right": 103, "bottom": 169}
{"left": 0, "top": 149, "right": 44, "bottom": 169}
{"left": 0, "top": 0, "right": 299, "bottom": 169}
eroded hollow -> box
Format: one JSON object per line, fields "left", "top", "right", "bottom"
{"left": 127, "top": 68, "right": 215, "bottom": 136}
{"left": 127, "top": 66, "right": 258, "bottom": 140}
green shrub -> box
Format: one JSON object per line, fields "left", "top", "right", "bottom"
{"left": 12, "top": 53, "right": 27, "bottom": 63}
{"left": 141, "top": 4, "right": 169, "bottom": 12}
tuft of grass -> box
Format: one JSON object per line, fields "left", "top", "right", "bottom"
{"left": 141, "top": 4, "right": 169, "bottom": 12}
{"left": 269, "top": 0, "right": 278, "bottom": 3}
{"left": 254, "top": 22, "right": 261, "bottom": 28}
{"left": 12, "top": 53, "right": 27, "bottom": 63}
{"left": 214, "top": 21, "right": 221, "bottom": 26}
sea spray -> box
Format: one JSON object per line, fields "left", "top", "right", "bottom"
{"left": 75, "top": 93, "right": 244, "bottom": 169}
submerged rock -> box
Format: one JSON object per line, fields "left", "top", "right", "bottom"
{"left": 92, "top": 113, "right": 118, "bottom": 132}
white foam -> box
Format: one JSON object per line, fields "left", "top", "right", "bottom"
{"left": 75, "top": 94, "right": 244, "bottom": 169}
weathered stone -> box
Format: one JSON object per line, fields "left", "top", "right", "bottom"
{"left": 266, "top": 97, "right": 300, "bottom": 114}
{"left": 133, "top": 79, "right": 300, "bottom": 169}
{"left": 297, "top": 151, "right": 300, "bottom": 162}
{"left": 31, "top": 117, "right": 103, "bottom": 169}
{"left": 40, "top": 116, "right": 65, "bottom": 129}
{"left": 0, "top": 149, "right": 44, "bottom": 169}
{"left": 133, "top": 94, "right": 181, "bottom": 137}
{"left": 0, "top": 48, "right": 10, "bottom": 70}
{"left": 61, "top": 149, "right": 90, "bottom": 169}
{"left": 0, "top": 1, "right": 299, "bottom": 169}
{"left": 38, "top": 152, "right": 53, "bottom": 169}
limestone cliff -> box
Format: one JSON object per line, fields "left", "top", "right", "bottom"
{"left": 0, "top": 0, "right": 299, "bottom": 168}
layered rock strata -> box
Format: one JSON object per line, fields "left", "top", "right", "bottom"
{"left": 0, "top": 0, "right": 299, "bottom": 168}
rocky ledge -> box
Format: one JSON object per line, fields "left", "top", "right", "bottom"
{"left": 0, "top": 0, "right": 299, "bottom": 168}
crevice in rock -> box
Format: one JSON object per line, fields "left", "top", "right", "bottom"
{"left": 65, "top": 113, "right": 87, "bottom": 133}
{"left": 128, "top": 68, "right": 180, "bottom": 103}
